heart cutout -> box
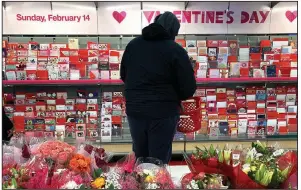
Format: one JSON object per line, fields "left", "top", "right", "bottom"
{"left": 113, "top": 11, "right": 126, "bottom": 23}
{"left": 285, "top": 10, "right": 297, "bottom": 22}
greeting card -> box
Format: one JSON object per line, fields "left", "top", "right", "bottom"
{"left": 238, "top": 119, "right": 248, "bottom": 135}
{"left": 229, "top": 62, "right": 240, "bottom": 77}
{"left": 228, "top": 40, "right": 238, "bottom": 56}
{"left": 217, "top": 54, "right": 228, "bottom": 68}
{"left": 218, "top": 121, "right": 229, "bottom": 135}
{"left": 253, "top": 69, "right": 265, "bottom": 78}
{"left": 6, "top": 71, "right": 16, "bottom": 80}
{"left": 186, "top": 40, "right": 196, "bottom": 47}
{"left": 209, "top": 127, "right": 219, "bottom": 137}
{"left": 100, "top": 70, "right": 110, "bottom": 79}
{"left": 196, "top": 40, "right": 206, "bottom": 47}
{"left": 208, "top": 48, "right": 217, "bottom": 56}
{"left": 198, "top": 47, "right": 207, "bottom": 55}
{"left": 70, "top": 70, "right": 80, "bottom": 80}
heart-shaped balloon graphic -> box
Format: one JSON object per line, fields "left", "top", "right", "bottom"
{"left": 113, "top": 11, "right": 126, "bottom": 23}
{"left": 285, "top": 10, "right": 297, "bottom": 22}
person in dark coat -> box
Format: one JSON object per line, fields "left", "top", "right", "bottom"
{"left": 120, "top": 12, "right": 196, "bottom": 164}
{"left": 2, "top": 107, "right": 14, "bottom": 142}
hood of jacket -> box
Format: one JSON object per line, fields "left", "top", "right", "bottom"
{"left": 142, "top": 12, "right": 180, "bottom": 41}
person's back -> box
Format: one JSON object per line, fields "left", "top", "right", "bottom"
{"left": 121, "top": 13, "right": 196, "bottom": 119}
{"left": 121, "top": 12, "right": 196, "bottom": 164}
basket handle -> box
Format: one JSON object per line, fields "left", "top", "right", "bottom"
{"left": 180, "top": 115, "right": 191, "bottom": 118}
{"left": 182, "top": 99, "right": 196, "bottom": 103}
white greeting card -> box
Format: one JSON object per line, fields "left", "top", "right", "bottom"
{"left": 186, "top": 40, "right": 196, "bottom": 47}
{"left": 68, "top": 38, "right": 79, "bottom": 49}
{"left": 70, "top": 70, "right": 80, "bottom": 80}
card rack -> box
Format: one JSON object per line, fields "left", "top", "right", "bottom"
{"left": 2, "top": 34, "right": 298, "bottom": 149}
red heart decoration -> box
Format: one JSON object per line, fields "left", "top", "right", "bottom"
{"left": 285, "top": 10, "right": 297, "bottom": 22}
{"left": 113, "top": 11, "right": 126, "bottom": 23}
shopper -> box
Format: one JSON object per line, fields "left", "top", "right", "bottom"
{"left": 2, "top": 107, "right": 14, "bottom": 142}
{"left": 121, "top": 12, "right": 196, "bottom": 164}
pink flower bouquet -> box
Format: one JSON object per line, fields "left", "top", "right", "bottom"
{"left": 31, "top": 140, "right": 75, "bottom": 165}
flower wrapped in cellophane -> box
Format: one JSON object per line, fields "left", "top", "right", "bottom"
{"left": 5, "top": 135, "right": 35, "bottom": 164}
{"left": 234, "top": 140, "right": 298, "bottom": 189}
{"left": 20, "top": 150, "right": 86, "bottom": 189}
{"left": 113, "top": 152, "right": 139, "bottom": 189}
{"left": 134, "top": 157, "right": 175, "bottom": 189}
{"left": 77, "top": 142, "right": 112, "bottom": 172}
{"left": 31, "top": 140, "right": 76, "bottom": 166}
{"left": 188, "top": 144, "right": 233, "bottom": 175}
{"left": 56, "top": 169, "right": 84, "bottom": 189}
{"left": 68, "top": 153, "right": 93, "bottom": 188}
{"left": 181, "top": 172, "right": 230, "bottom": 189}
{"left": 2, "top": 163, "right": 30, "bottom": 189}
{"left": 88, "top": 168, "right": 122, "bottom": 189}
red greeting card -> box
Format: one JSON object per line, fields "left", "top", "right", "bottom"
{"left": 13, "top": 116, "right": 25, "bottom": 132}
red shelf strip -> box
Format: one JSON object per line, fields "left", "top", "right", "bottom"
{"left": 196, "top": 77, "right": 297, "bottom": 83}
{"left": 2, "top": 77, "right": 297, "bottom": 85}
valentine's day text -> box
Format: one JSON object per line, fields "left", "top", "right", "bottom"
{"left": 143, "top": 10, "right": 270, "bottom": 24}
{"left": 16, "top": 14, "right": 91, "bottom": 22}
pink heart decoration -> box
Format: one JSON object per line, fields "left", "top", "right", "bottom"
{"left": 285, "top": 10, "right": 297, "bottom": 22}
{"left": 113, "top": 11, "right": 126, "bottom": 23}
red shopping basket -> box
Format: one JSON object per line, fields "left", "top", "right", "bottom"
{"left": 177, "top": 97, "right": 201, "bottom": 133}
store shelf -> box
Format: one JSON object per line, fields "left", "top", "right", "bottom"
{"left": 196, "top": 77, "right": 297, "bottom": 83}
{"left": 3, "top": 77, "right": 297, "bottom": 86}
{"left": 266, "top": 133, "right": 297, "bottom": 139}
{"left": 2, "top": 79, "right": 124, "bottom": 86}
{"left": 65, "top": 139, "right": 297, "bottom": 155}
{"left": 63, "top": 134, "right": 297, "bottom": 146}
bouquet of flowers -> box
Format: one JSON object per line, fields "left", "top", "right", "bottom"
{"left": 58, "top": 170, "right": 84, "bottom": 189}
{"left": 89, "top": 168, "right": 122, "bottom": 189}
{"left": 189, "top": 144, "right": 232, "bottom": 174}
{"left": 5, "top": 136, "right": 32, "bottom": 164}
{"left": 31, "top": 140, "right": 75, "bottom": 165}
{"left": 69, "top": 153, "right": 92, "bottom": 174}
{"left": 181, "top": 172, "right": 230, "bottom": 189}
{"left": 114, "top": 153, "right": 139, "bottom": 189}
{"left": 235, "top": 141, "right": 296, "bottom": 189}
{"left": 78, "top": 143, "right": 112, "bottom": 172}
{"left": 2, "top": 164, "right": 30, "bottom": 189}
{"left": 21, "top": 153, "right": 85, "bottom": 189}
{"left": 134, "top": 157, "right": 175, "bottom": 189}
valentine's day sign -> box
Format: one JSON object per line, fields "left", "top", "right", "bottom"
{"left": 3, "top": 2, "right": 98, "bottom": 34}
{"left": 141, "top": 2, "right": 273, "bottom": 34}
{"left": 142, "top": 2, "right": 187, "bottom": 34}
{"left": 3, "top": 1, "right": 297, "bottom": 35}
{"left": 225, "top": 2, "right": 271, "bottom": 34}
{"left": 97, "top": 2, "right": 141, "bottom": 35}
{"left": 140, "top": 2, "right": 297, "bottom": 34}
{"left": 269, "top": 2, "right": 297, "bottom": 33}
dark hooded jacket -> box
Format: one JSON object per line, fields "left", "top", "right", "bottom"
{"left": 3, "top": 107, "right": 14, "bottom": 142}
{"left": 120, "top": 12, "right": 196, "bottom": 119}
